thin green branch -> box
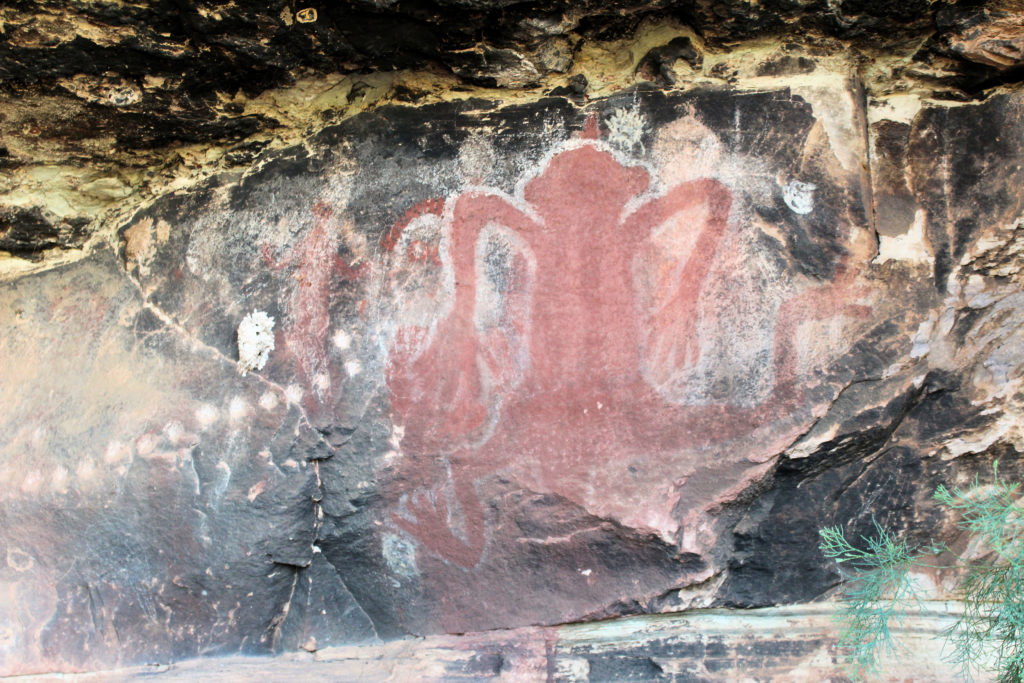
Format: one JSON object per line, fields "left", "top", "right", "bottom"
{"left": 820, "top": 461, "right": 1024, "bottom": 683}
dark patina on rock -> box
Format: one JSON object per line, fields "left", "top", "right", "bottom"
{"left": 2, "top": 77, "right": 1024, "bottom": 676}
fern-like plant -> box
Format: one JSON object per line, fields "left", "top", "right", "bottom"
{"left": 819, "top": 462, "right": 1024, "bottom": 682}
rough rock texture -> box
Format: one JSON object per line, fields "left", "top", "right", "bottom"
{"left": 0, "top": 0, "right": 999, "bottom": 104}
{"left": 2, "top": 1, "right": 1024, "bottom": 679}
{"left": 4, "top": 0, "right": 1024, "bottom": 281}
{"left": 39, "top": 605, "right": 965, "bottom": 681}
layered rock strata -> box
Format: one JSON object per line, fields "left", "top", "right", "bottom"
{"left": 2, "top": 1, "right": 1024, "bottom": 677}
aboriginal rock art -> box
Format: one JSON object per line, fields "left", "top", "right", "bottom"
{"left": 262, "top": 202, "right": 366, "bottom": 421}
{"left": 384, "top": 128, "right": 871, "bottom": 569}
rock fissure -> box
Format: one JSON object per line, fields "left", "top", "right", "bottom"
{"left": 4, "top": 2, "right": 1024, "bottom": 678}
{"left": 267, "top": 570, "right": 300, "bottom": 652}
{"left": 123, "top": 266, "right": 331, "bottom": 446}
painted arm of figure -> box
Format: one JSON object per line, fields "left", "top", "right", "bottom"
{"left": 390, "top": 469, "right": 485, "bottom": 569}
{"left": 625, "top": 178, "right": 732, "bottom": 387}
{"left": 387, "top": 192, "right": 537, "bottom": 454}
{"left": 386, "top": 194, "right": 537, "bottom": 568}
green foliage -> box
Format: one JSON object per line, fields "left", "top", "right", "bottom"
{"left": 819, "top": 462, "right": 1024, "bottom": 682}
{"left": 818, "top": 521, "right": 920, "bottom": 678}
{"left": 935, "top": 463, "right": 1024, "bottom": 683}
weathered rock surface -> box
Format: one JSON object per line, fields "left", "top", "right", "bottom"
{"left": 3, "top": 3, "right": 1024, "bottom": 679}
{"left": 0, "top": 0, "right": 996, "bottom": 102}
{"left": 3, "top": 0, "right": 1024, "bottom": 277}
{"left": 3, "top": 48, "right": 1024, "bottom": 675}
{"left": 29, "top": 605, "right": 965, "bottom": 681}
{"left": 941, "top": 1, "right": 1024, "bottom": 71}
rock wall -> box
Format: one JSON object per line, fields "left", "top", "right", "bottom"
{"left": 2, "top": 1, "right": 1024, "bottom": 677}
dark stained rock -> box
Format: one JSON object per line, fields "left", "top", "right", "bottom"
{"left": 884, "top": 92, "right": 1024, "bottom": 290}
{"left": 1, "top": 0, "right": 1023, "bottom": 156}
{"left": 0, "top": 251, "right": 372, "bottom": 671}
{"left": 0, "top": 205, "right": 90, "bottom": 258}
{"left": 6, "top": 0, "right": 1024, "bottom": 274}
{"left": 3, "top": 55, "right": 1024, "bottom": 678}
{"left": 0, "top": 0, "right": 994, "bottom": 94}
{"left": 939, "top": 1, "right": 1024, "bottom": 70}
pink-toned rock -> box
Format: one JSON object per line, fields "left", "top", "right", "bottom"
{"left": 3, "top": 80, "right": 1024, "bottom": 676}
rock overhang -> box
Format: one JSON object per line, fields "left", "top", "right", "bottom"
{"left": 2, "top": 3, "right": 1024, "bottom": 678}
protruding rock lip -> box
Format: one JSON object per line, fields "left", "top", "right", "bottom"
{"left": 1, "top": 0, "right": 1020, "bottom": 107}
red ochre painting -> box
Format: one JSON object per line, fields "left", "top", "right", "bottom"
{"left": 261, "top": 202, "right": 367, "bottom": 422}
{"left": 382, "top": 121, "right": 871, "bottom": 571}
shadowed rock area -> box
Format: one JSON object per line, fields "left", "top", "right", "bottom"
{"left": 2, "top": 1, "right": 1024, "bottom": 680}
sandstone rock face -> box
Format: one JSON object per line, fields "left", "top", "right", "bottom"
{"left": 2, "top": 5, "right": 1024, "bottom": 677}
{"left": 942, "top": 2, "right": 1024, "bottom": 70}
{"left": 61, "top": 605, "right": 960, "bottom": 681}
{"left": 3, "top": 0, "right": 1023, "bottom": 282}
{"left": 3, "top": 65, "right": 1024, "bottom": 674}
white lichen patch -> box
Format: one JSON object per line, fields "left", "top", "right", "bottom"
{"left": 382, "top": 533, "right": 419, "bottom": 579}
{"left": 237, "top": 310, "right": 275, "bottom": 375}
{"left": 605, "top": 106, "right": 646, "bottom": 153}
{"left": 782, "top": 180, "right": 816, "bottom": 215}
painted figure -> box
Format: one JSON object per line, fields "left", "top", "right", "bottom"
{"left": 384, "top": 128, "right": 870, "bottom": 568}
{"left": 262, "top": 202, "right": 366, "bottom": 420}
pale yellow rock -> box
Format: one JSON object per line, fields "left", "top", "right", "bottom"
{"left": 80, "top": 177, "right": 132, "bottom": 200}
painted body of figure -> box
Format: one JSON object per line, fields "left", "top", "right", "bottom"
{"left": 262, "top": 202, "right": 366, "bottom": 420}
{"left": 384, "top": 137, "right": 870, "bottom": 568}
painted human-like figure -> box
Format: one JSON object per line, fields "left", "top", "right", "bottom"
{"left": 261, "top": 203, "right": 366, "bottom": 421}
{"left": 384, "top": 124, "right": 869, "bottom": 568}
